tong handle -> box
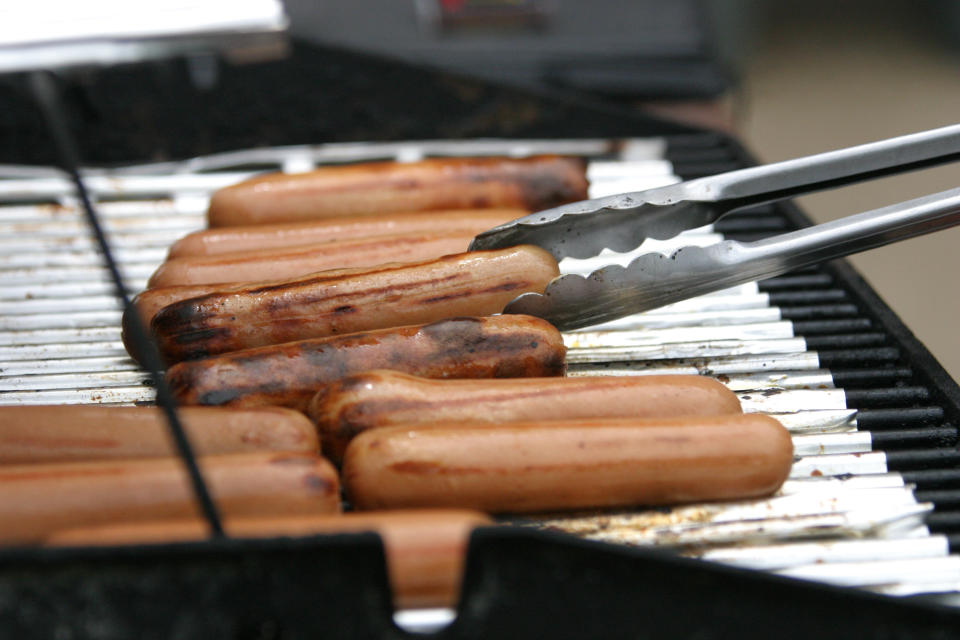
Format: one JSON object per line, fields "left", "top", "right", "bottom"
{"left": 731, "top": 187, "right": 960, "bottom": 280}
{"left": 693, "top": 123, "right": 960, "bottom": 210}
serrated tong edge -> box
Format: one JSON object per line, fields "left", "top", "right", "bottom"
{"left": 504, "top": 187, "right": 960, "bottom": 330}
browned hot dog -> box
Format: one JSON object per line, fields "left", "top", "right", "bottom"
{"left": 47, "top": 509, "right": 491, "bottom": 609}
{"left": 343, "top": 414, "right": 793, "bottom": 513}
{"left": 308, "top": 371, "right": 743, "bottom": 463}
{"left": 130, "top": 283, "right": 225, "bottom": 327}
{"left": 168, "top": 208, "right": 526, "bottom": 258}
{"left": 166, "top": 315, "right": 566, "bottom": 411}
{"left": 0, "top": 451, "right": 340, "bottom": 544}
{"left": 207, "top": 156, "right": 587, "bottom": 227}
{"left": 152, "top": 246, "right": 559, "bottom": 363}
{"left": 122, "top": 266, "right": 385, "bottom": 361}
{"left": 0, "top": 405, "right": 319, "bottom": 463}
{"left": 148, "top": 229, "right": 482, "bottom": 288}
{"left": 123, "top": 283, "right": 227, "bottom": 360}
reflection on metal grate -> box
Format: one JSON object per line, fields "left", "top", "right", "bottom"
{"left": 1, "top": 137, "right": 959, "bottom": 604}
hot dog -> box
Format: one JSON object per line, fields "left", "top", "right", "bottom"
{"left": 124, "top": 259, "right": 487, "bottom": 363}
{"left": 148, "top": 229, "right": 482, "bottom": 288}
{"left": 152, "top": 246, "right": 559, "bottom": 363}
{"left": 0, "top": 406, "right": 319, "bottom": 463}
{"left": 123, "top": 283, "right": 226, "bottom": 362}
{"left": 47, "top": 509, "right": 491, "bottom": 609}
{"left": 207, "top": 156, "right": 588, "bottom": 227}
{"left": 0, "top": 451, "right": 340, "bottom": 544}
{"left": 122, "top": 267, "right": 385, "bottom": 361}
{"left": 166, "top": 315, "right": 566, "bottom": 411}
{"left": 343, "top": 414, "right": 793, "bottom": 513}
{"left": 308, "top": 371, "right": 743, "bottom": 463}
{"left": 168, "top": 208, "right": 526, "bottom": 258}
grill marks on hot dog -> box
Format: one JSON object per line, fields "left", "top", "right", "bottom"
{"left": 343, "top": 415, "right": 794, "bottom": 513}
{"left": 165, "top": 315, "right": 566, "bottom": 410}
{"left": 0, "top": 406, "right": 320, "bottom": 463}
{"left": 122, "top": 283, "right": 230, "bottom": 363}
{"left": 151, "top": 246, "right": 560, "bottom": 363}
{"left": 206, "top": 156, "right": 588, "bottom": 227}
{"left": 308, "top": 371, "right": 743, "bottom": 463}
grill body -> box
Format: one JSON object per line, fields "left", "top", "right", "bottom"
{"left": 2, "top": 135, "right": 960, "bottom": 636}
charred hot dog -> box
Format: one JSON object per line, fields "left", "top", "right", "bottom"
{"left": 152, "top": 246, "right": 559, "bottom": 363}
{"left": 166, "top": 315, "right": 566, "bottom": 410}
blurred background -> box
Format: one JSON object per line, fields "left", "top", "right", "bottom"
{"left": 278, "top": 0, "right": 960, "bottom": 381}
{"left": 721, "top": 0, "right": 960, "bottom": 385}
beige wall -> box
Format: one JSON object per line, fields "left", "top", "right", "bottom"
{"left": 725, "top": 2, "right": 960, "bottom": 381}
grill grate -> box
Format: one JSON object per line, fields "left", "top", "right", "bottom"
{"left": 2, "top": 137, "right": 960, "bottom": 607}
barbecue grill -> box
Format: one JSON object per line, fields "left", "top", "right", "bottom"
{"left": 2, "top": 42, "right": 960, "bottom": 638}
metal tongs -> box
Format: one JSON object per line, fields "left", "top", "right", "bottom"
{"left": 471, "top": 124, "right": 960, "bottom": 330}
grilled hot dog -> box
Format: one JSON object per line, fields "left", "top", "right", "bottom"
{"left": 0, "top": 405, "right": 319, "bottom": 463}
{"left": 168, "top": 208, "right": 526, "bottom": 258}
{"left": 123, "top": 267, "right": 385, "bottom": 361}
{"left": 148, "top": 229, "right": 483, "bottom": 288}
{"left": 207, "top": 156, "right": 587, "bottom": 227}
{"left": 123, "top": 283, "right": 226, "bottom": 361}
{"left": 166, "top": 315, "right": 566, "bottom": 410}
{"left": 48, "top": 509, "right": 491, "bottom": 609}
{"left": 0, "top": 451, "right": 340, "bottom": 544}
{"left": 343, "top": 414, "right": 793, "bottom": 513}
{"left": 152, "top": 246, "right": 559, "bottom": 363}
{"left": 308, "top": 371, "right": 743, "bottom": 463}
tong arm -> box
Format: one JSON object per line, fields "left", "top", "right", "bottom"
{"left": 471, "top": 123, "right": 960, "bottom": 260}
{"left": 704, "top": 123, "right": 960, "bottom": 205}
{"left": 505, "top": 187, "right": 960, "bottom": 330}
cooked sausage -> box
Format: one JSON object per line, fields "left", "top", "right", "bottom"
{"left": 123, "top": 263, "right": 441, "bottom": 363}
{"left": 152, "top": 246, "right": 559, "bottom": 363}
{"left": 169, "top": 208, "right": 526, "bottom": 258}
{"left": 123, "top": 283, "right": 227, "bottom": 361}
{"left": 122, "top": 265, "right": 385, "bottom": 361}
{"left": 166, "top": 315, "right": 566, "bottom": 411}
{"left": 207, "top": 156, "right": 588, "bottom": 227}
{"left": 343, "top": 414, "right": 794, "bottom": 513}
{"left": 47, "top": 509, "right": 491, "bottom": 609}
{"left": 148, "top": 229, "right": 483, "bottom": 288}
{"left": 0, "top": 451, "right": 340, "bottom": 544}
{"left": 0, "top": 406, "right": 319, "bottom": 463}
{"left": 308, "top": 371, "right": 743, "bottom": 463}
